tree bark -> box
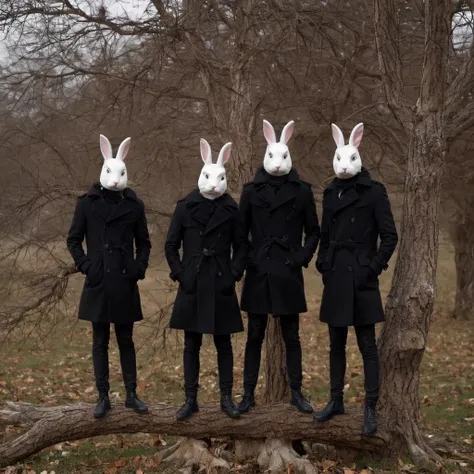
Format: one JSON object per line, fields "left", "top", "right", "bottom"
{"left": 374, "top": 0, "right": 450, "bottom": 470}
{"left": 263, "top": 317, "right": 289, "bottom": 403}
{"left": 451, "top": 217, "right": 474, "bottom": 320}
{"left": 0, "top": 402, "right": 388, "bottom": 468}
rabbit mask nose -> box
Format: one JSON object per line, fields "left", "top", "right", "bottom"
{"left": 342, "top": 168, "right": 347, "bottom": 172}
{"left": 212, "top": 186, "right": 216, "bottom": 190}
{"left": 276, "top": 165, "right": 280, "bottom": 169}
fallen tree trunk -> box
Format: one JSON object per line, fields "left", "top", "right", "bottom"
{"left": 0, "top": 401, "right": 389, "bottom": 468}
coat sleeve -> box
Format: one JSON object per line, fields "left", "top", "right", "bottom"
{"left": 164, "top": 202, "right": 184, "bottom": 282}
{"left": 370, "top": 184, "right": 398, "bottom": 275}
{"left": 316, "top": 192, "right": 330, "bottom": 274}
{"left": 298, "top": 187, "right": 320, "bottom": 268}
{"left": 231, "top": 211, "right": 249, "bottom": 281}
{"left": 66, "top": 198, "right": 91, "bottom": 274}
{"left": 134, "top": 203, "right": 152, "bottom": 279}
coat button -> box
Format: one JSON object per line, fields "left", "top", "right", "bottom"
{"left": 348, "top": 266, "right": 353, "bottom": 272}
{"left": 217, "top": 233, "right": 221, "bottom": 238}
{"left": 266, "top": 256, "right": 270, "bottom": 260}
{"left": 122, "top": 269, "right": 126, "bottom": 274}
{"left": 348, "top": 238, "right": 353, "bottom": 243}
{"left": 282, "top": 235, "right": 288, "bottom": 241}
{"left": 285, "top": 259, "right": 289, "bottom": 265}
{"left": 218, "top": 271, "right": 222, "bottom": 277}
{"left": 200, "top": 231, "right": 203, "bottom": 236}
{"left": 332, "top": 218, "right": 336, "bottom": 223}
{"left": 351, "top": 217, "right": 355, "bottom": 223}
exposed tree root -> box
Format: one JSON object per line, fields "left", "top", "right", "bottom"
{"left": 161, "top": 438, "right": 230, "bottom": 474}
{"left": 235, "top": 439, "right": 316, "bottom": 474}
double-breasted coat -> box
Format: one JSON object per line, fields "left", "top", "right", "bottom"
{"left": 240, "top": 168, "right": 320, "bottom": 315}
{"left": 67, "top": 184, "right": 151, "bottom": 324}
{"left": 165, "top": 189, "right": 247, "bottom": 335}
{"left": 316, "top": 168, "right": 398, "bottom": 327}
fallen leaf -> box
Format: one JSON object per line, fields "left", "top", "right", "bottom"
{"left": 321, "top": 459, "right": 337, "bottom": 471}
{"left": 153, "top": 452, "right": 162, "bottom": 466}
{"left": 136, "top": 470, "right": 144, "bottom": 474}
{"left": 114, "top": 458, "right": 128, "bottom": 468}
{"left": 287, "top": 463, "right": 296, "bottom": 474}
{"left": 343, "top": 469, "right": 355, "bottom": 474}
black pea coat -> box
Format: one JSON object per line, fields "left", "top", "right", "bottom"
{"left": 316, "top": 168, "right": 398, "bottom": 327}
{"left": 165, "top": 189, "right": 247, "bottom": 335}
{"left": 240, "top": 168, "right": 320, "bottom": 316}
{"left": 67, "top": 184, "right": 151, "bottom": 324}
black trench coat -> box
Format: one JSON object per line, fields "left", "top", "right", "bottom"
{"left": 240, "top": 168, "right": 320, "bottom": 315}
{"left": 67, "top": 184, "right": 151, "bottom": 324}
{"left": 316, "top": 169, "right": 398, "bottom": 327}
{"left": 165, "top": 189, "right": 247, "bottom": 335}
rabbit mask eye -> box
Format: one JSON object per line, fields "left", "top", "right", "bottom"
{"left": 121, "top": 170, "right": 125, "bottom": 176}
{"left": 205, "top": 173, "right": 209, "bottom": 179}
{"left": 106, "top": 168, "right": 110, "bottom": 173}
{"left": 268, "top": 152, "right": 273, "bottom": 159}
{"left": 221, "top": 176, "right": 225, "bottom": 181}
{"left": 336, "top": 155, "right": 341, "bottom": 161}
{"left": 283, "top": 153, "right": 288, "bottom": 159}
{"left": 351, "top": 155, "right": 357, "bottom": 161}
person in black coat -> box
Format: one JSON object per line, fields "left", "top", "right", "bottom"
{"left": 237, "top": 120, "right": 320, "bottom": 415}
{"left": 67, "top": 135, "right": 151, "bottom": 419}
{"left": 165, "top": 140, "right": 247, "bottom": 420}
{"left": 313, "top": 123, "right": 398, "bottom": 435}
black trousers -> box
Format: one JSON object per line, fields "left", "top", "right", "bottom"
{"left": 92, "top": 322, "right": 137, "bottom": 393}
{"left": 183, "top": 331, "right": 233, "bottom": 396}
{"left": 243, "top": 313, "right": 302, "bottom": 392}
{"left": 329, "top": 324, "right": 379, "bottom": 406}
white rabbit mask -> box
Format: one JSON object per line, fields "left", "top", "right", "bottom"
{"left": 99, "top": 134, "right": 130, "bottom": 191}
{"left": 198, "top": 139, "right": 232, "bottom": 200}
{"left": 263, "top": 120, "right": 294, "bottom": 176}
{"left": 331, "top": 123, "right": 364, "bottom": 179}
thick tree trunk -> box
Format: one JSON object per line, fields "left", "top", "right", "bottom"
{"left": 374, "top": 0, "right": 449, "bottom": 471}
{"left": 0, "top": 402, "right": 388, "bottom": 468}
{"left": 263, "top": 317, "right": 289, "bottom": 403}
{"left": 378, "top": 119, "right": 445, "bottom": 470}
{"left": 451, "top": 218, "right": 474, "bottom": 320}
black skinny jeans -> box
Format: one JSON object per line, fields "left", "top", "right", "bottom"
{"left": 243, "top": 313, "right": 303, "bottom": 392}
{"left": 183, "top": 331, "right": 234, "bottom": 396}
{"left": 329, "top": 324, "right": 379, "bottom": 406}
{"left": 92, "top": 322, "right": 137, "bottom": 393}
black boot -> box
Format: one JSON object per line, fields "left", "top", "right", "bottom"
{"left": 125, "top": 391, "right": 148, "bottom": 414}
{"left": 290, "top": 389, "right": 313, "bottom": 414}
{"left": 221, "top": 392, "right": 240, "bottom": 419}
{"left": 313, "top": 398, "right": 345, "bottom": 422}
{"left": 176, "top": 396, "right": 199, "bottom": 421}
{"left": 237, "top": 389, "right": 255, "bottom": 414}
{"left": 93, "top": 392, "right": 111, "bottom": 419}
{"left": 362, "top": 404, "right": 377, "bottom": 435}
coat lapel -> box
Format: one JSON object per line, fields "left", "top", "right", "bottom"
{"left": 269, "top": 182, "right": 298, "bottom": 213}
{"left": 333, "top": 187, "right": 361, "bottom": 214}
{"left": 92, "top": 198, "right": 111, "bottom": 222}
{"left": 204, "top": 203, "right": 233, "bottom": 235}
{"left": 106, "top": 198, "right": 134, "bottom": 223}
{"left": 255, "top": 184, "right": 274, "bottom": 208}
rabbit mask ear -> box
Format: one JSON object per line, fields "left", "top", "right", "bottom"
{"left": 100, "top": 134, "right": 113, "bottom": 160}
{"left": 200, "top": 138, "right": 212, "bottom": 164}
{"left": 263, "top": 120, "right": 277, "bottom": 145}
{"left": 280, "top": 120, "right": 295, "bottom": 145}
{"left": 116, "top": 137, "right": 131, "bottom": 161}
{"left": 331, "top": 124, "right": 345, "bottom": 148}
{"left": 217, "top": 142, "right": 232, "bottom": 166}
{"left": 349, "top": 123, "right": 364, "bottom": 148}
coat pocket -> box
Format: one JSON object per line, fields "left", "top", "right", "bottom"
{"left": 85, "top": 259, "right": 103, "bottom": 288}
{"left": 180, "top": 260, "right": 198, "bottom": 295}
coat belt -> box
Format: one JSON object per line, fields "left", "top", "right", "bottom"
{"left": 256, "top": 235, "right": 290, "bottom": 261}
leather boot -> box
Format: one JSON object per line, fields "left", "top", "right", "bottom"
{"left": 176, "top": 396, "right": 199, "bottom": 421}
{"left": 290, "top": 389, "right": 313, "bottom": 414}
{"left": 125, "top": 391, "right": 148, "bottom": 414}
{"left": 362, "top": 403, "right": 377, "bottom": 435}
{"left": 93, "top": 392, "right": 111, "bottom": 419}
{"left": 221, "top": 392, "right": 240, "bottom": 419}
{"left": 237, "top": 389, "right": 255, "bottom": 414}
{"left": 313, "top": 398, "right": 345, "bottom": 422}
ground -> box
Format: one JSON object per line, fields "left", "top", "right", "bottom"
{"left": 0, "top": 239, "right": 473, "bottom": 474}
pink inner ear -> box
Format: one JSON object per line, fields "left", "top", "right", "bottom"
{"left": 117, "top": 139, "right": 131, "bottom": 161}
{"left": 200, "top": 139, "right": 212, "bottom": 164}
{"left": 263, "top": 120, "right": 276, "bottom": 145}
{"left": 221, "top": 146, "right": 232, "bottom": 164}
{"left": 331, "top": 124, "right": 344, "bottom": 147}
{"left": 350, "top": 124, "right": 364, "bottom": 148}
{"left": 280, "top": 121, "right": 294, "bottom": 144}
{"left": 100, "top": 135, "right": 112, "bottom": 159}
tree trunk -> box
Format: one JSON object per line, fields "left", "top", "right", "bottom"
{"left": 451, "top": 217, "right": 474, "bottom": 320}
{"left": 374, "top": 0, "right": 450, "bottom": 470}
{"left": 263, "top": 317, "right": 289, "bottom": 403}
{"left": 378, "top": 119, "right": 445, "bottom": 470}
{"left": 0, "top": 401, "right": 387, "bottom": 468}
